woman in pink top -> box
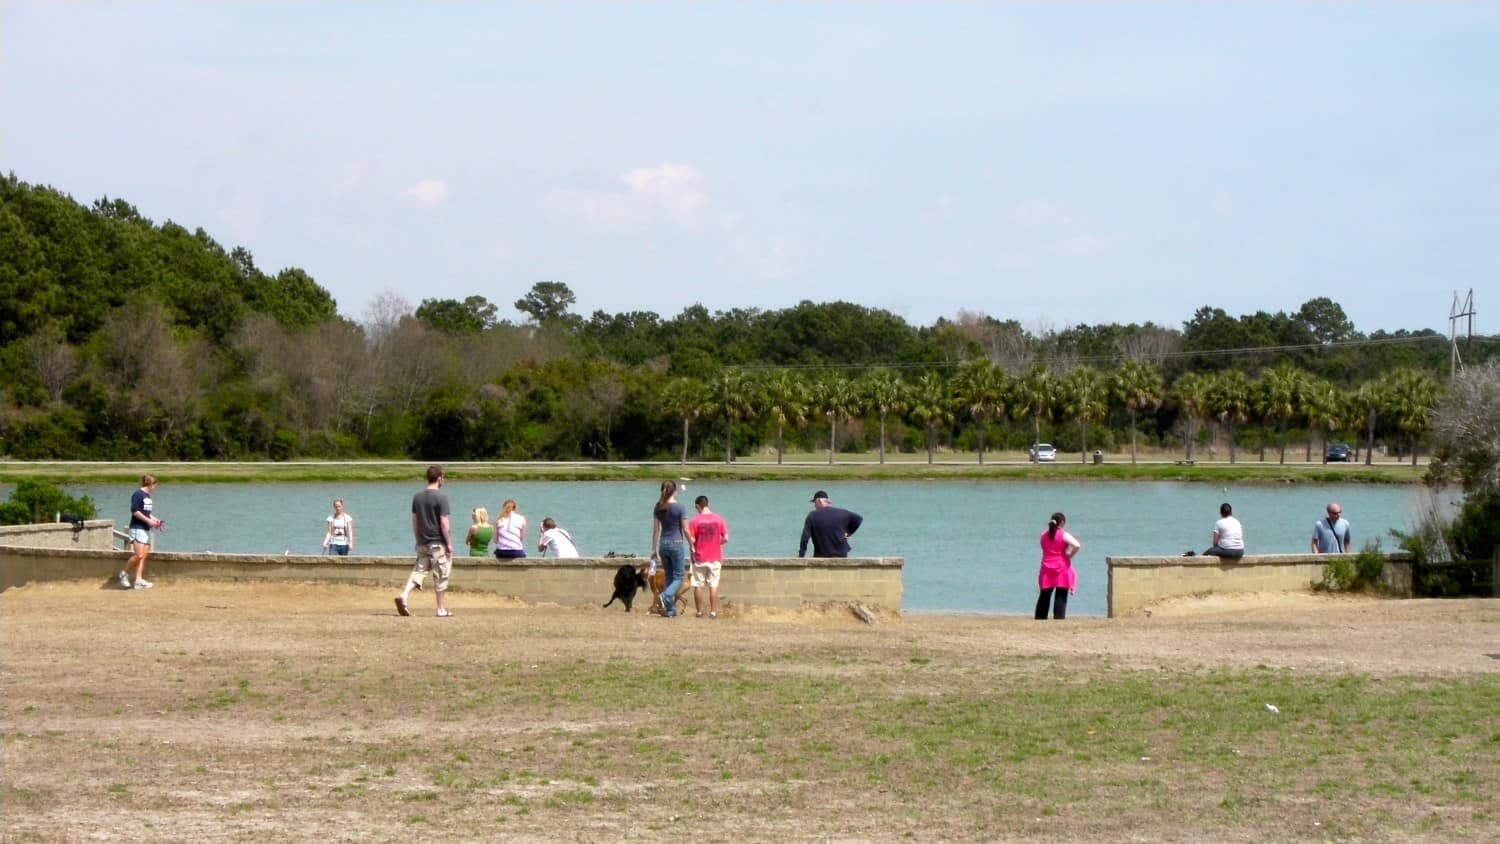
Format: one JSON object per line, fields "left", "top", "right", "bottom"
{"left": 1036, "top": 511, "right": 1081, "bottom": 620}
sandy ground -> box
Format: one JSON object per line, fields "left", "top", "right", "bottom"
{"left": 3, "top": 580, "right": 1498, "bottom": 842}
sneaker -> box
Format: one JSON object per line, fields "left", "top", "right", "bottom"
{"left": 709, "top": 612, "right": 717, "bottom": 619}
{"left": 132, "top": 578, "right": 154, "bottom": 589}
{"left": 118, "top": 571, "right": 131, "bottom": 589}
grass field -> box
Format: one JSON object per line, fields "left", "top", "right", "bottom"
{"left": 2, "top": 581, "right": 1496, "bottom": 841}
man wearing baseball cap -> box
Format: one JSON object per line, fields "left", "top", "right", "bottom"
{"left": 798, "top": 490, "right": 863, "bottom": 558}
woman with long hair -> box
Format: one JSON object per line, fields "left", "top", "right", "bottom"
{"left": 649, "top": 479, "right": 695, "bottom": 617}
{"left": 1036, "top": 511, "right": 1080, "bottom": 620}
{"left": 466, "top": 506, "right": 494, "bottom": 557}
{"left": 493, "top": 499, "right": 527, "bottom": 559}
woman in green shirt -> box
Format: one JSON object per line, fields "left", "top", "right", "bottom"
{"left": 465, "top": 506, "right": 494, "bottom": 557}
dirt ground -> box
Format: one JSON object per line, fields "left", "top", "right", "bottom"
{"left": 3, "top": 580, "right": 1498, "bottom": 842}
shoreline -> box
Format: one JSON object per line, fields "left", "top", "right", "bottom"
{"left": 0, "top": 458, "right": 1426, "bottom": 485}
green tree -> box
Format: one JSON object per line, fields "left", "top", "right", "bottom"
{"left": 1012, "top": 365, "right": 1058, "bottom": 460}
{"left": 812, "top": 374, "right": 859, "bottom": 465}
{"left": 760, "top": 370, "right": 810, "bottom": 465}
{"left": 1206, "top": 369, "right": 1254, "bottom": 464}
{"left": 660, "top": 377, "right": 709, "bottom": 464}
{"left": 1170, "top": 372, "right": 1212, "bottom": 462}
{"left": 953, "top": 360, "right": 1008, "bottom": 465}
{"left": 1255, "top": 365, "right": 1306, "bottom": 465}
{"left": 0, "top": 479, "right": 97, "bottom": 526}
{"left": 514, "top": 281, "right": 577, "bottom": 326}
{"left": 415, "top": 296, "right": 499, "bottom": 334}
{"left": 1111, "top": 360, "right": 1164, "bottom": 464}
{"left": 1353, "top": 379, "right": 1386, "bottom": 466}
{"left": 858, "top": 367, "right": 908, "bottom": 465}
{"left": 1381, "top": 368, "right": 1441, "bottom": 466}
{"left": 1060, "top": 366, "right": 1109, "bottom": 464}
{"left": 907, "top": 372, "right": 953, "bottom": 465}
{"left": 705, "top": 367, "right": 757, "bottom": 464}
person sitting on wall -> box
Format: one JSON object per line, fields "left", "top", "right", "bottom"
{"left": 1202, "top": 502, "right": 1245, "bottom": 559}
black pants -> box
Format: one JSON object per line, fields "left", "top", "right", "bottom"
{"left": 1035, "top": 587, "right": 1068, "bottom": 620}
{"left": 1202, "top": 546, "right": 1244, "bottom": 559}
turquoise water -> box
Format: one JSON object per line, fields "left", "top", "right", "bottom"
{"left": 48, "top": 480, "right": 1440, "bottom": 617}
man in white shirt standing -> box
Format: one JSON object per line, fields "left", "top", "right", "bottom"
{"left": 537, "top": 517, "right": 580, "bottom": 558}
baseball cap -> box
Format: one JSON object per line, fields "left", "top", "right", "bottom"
{"left": 811, "top": 490, "right": 829, "bottom": 501}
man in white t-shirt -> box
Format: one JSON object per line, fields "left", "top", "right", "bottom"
{"left": 537, "top": 517, "right": 580, "bottom": 558}
{"left": 1203, "top": 502, "right": 1245, "bottom": 559}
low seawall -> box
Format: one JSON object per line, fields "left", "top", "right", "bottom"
{"left": 1, "top": 522, "right": 904, "bottom": 611}
{"left": 1106, "top": 552, "right": 1415, "bottom": 617}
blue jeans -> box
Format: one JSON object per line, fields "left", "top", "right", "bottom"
{"left": 658, "top": 540, "right": 685, "bottom": 616}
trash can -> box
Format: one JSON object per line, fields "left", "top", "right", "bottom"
{"left": 1093, "top": 450, "right": 1103, "bottom": 465}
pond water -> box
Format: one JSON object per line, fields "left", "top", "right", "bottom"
{"left": 43, "top": 480, "right": 1443, "bottom": 617}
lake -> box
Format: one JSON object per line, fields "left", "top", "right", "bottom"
{"left": 42, "top": 480, "right": 1444, "bottom": 617}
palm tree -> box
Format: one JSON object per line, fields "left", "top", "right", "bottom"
{"left": 1012, "top": 365, "right": 1058, "bottom": 461}
{"left": 907, "top": 371, "right": 953, "bottom": 465}
{"left": 812, "top": 374, "right": 859, "bottom": 465}
{"left": 1255, "top": 365, "right": 1305, "bottom": 465}
{"left": 1381, "top": 368, "right": 1441, "bottom": 466}
{"left": 953, "top": 360, "right": 1008, "bottom": 464}
{"left": 1060, "top": 367, "right": 1108, "bottom": 464}
{"left": 760, "top": 370, "right": 810, "bottom": 465}
{"left": 659, "top": 377, "right": 709, "bottom": 464}
{"left": 1352, "top": 379, "right": 1385, "bottom": 465}
{"left": 1206, "top": 369, "right": 1253, "bottom": 464}
{"left": 1302, "top": 376, "right": 1342, "bottom": 464}
{"left": 1111, "top": 360, "right": 1164, "bottom": 464}
{"left": 705, "top": 367, "right": 757, "bottom": 464}
{"left": 857, "top": 368, "right": 908, "bottom": 465}
{"left": 1170, "top": 372, "right": 1211, "bottom": 462}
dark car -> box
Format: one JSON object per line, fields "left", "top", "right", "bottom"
{"left": 1324, "top": 442, "right": 1353, "bottom": 463}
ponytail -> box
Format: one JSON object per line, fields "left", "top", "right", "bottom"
{"left": 1048, "top": 512, "right": 1065, "bottom": 542}
{"left": 656, "top": 479, "right": 677, "bottom": 514}
{"left": 500, "top": 499, "right": 517, "bottom": 519}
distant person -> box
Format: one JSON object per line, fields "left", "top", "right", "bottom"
{"left": 798, "top": 490, "right": 863, "bottom": 558}
{"left": 322, "top": 497, "right": 355, "bottom": 556}
{"left": 465, "top": 506, "right": 494, "bottom": 557}
{"left": 1311, "top": 502, "right": 1353, "bottom": 554}
{"left": 493, "top": 498, "right": 528, "bottom": 559}
{"left": 118, "top": 474, "right": 163, "bottom": 590}
{"left": 396, "top": 465, "right": 454, "bottom": 618}
{"left": 537, "top": 517, "right": 580, "bottom": 558}
{"left": 689, "top": 494, "right": 729, "bottom": 619}
{"left": 650, "top": 479, "right": 694, "bottom": 618}
{"left": 1036, "top": 512, "right": 1080, "bottom": 620}
{"left": 1203, "top": 502, "right": 1245, "bottom": 559}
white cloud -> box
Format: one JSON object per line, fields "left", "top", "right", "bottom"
{"left": 543, "top": 162, "right": 708, "bottom": 233}
{"left": 1049, "top": 233, "right": 1130, "bottom": 257}
{"left": 1010, "top": 199, "right": 1081, "bottom": 230}
{"left": 400, "top": 179, "right": 450, "bottom": 209}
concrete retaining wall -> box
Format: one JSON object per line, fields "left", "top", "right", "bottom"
{"left": 0, "top": 522, "right": 904, "bottom": 611}
{"left": 1106, "top": 552, "right": 1415, "bottom": 617}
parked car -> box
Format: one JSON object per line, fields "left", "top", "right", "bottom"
{"left": 1324, "top": 442, "right": 1353, "bottom": 462}
{"left": 1030, "top": 443, "right": 1057, "bottom": 462}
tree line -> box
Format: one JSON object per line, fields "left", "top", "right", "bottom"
{"left": 1, "top": 173, "right": 1493, "bottom": 462}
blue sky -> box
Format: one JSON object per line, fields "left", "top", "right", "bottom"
{"left": 3, "top": 2, "right": 1495, "bottom": 334}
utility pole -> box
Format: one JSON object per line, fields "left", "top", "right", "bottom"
{"left": 1449, "top": 289, "right": 1475, "bottom": 382}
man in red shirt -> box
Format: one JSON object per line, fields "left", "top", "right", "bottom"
{"left": 688, "top": 495, "right": 730, "bottom": 619}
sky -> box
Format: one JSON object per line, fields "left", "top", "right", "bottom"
{"left": 2, "top": 2, "right": 1495, "bottom": 335}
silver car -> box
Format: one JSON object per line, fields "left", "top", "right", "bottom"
{"left": 1030, "top": 443, "right": 1057, "bottom": 462}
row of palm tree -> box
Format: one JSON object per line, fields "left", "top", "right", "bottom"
{"left": 658, "top": 360, "right": 1444, "bottom": 466}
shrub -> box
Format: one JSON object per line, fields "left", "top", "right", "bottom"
{"left": 0, "top": 480, "right": 98, "bottom": 526}
{"left": 1315, "top": 540, "right": 1385, "bottom": 593}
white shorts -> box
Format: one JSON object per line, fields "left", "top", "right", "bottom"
{"left": 690, "top": 561, "right": 721, "bottom": 589}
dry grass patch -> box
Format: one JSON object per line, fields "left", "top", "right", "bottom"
{"left": 2, "top": 581, "right": 1497, "bottom": 842}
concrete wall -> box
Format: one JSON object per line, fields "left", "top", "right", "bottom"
{"left": 0, "top": 523, "right": 904, "bottom": 610}
{"left": 1106, "top": 552, "right": 1416, "bottom": 617}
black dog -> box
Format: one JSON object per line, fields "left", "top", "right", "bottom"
{"left": 602, "top": 564, "right": 648, "bottom": 612}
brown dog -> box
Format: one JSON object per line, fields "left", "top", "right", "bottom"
{"left": 642, "top": 563, "right": 690, "bottom": 616}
